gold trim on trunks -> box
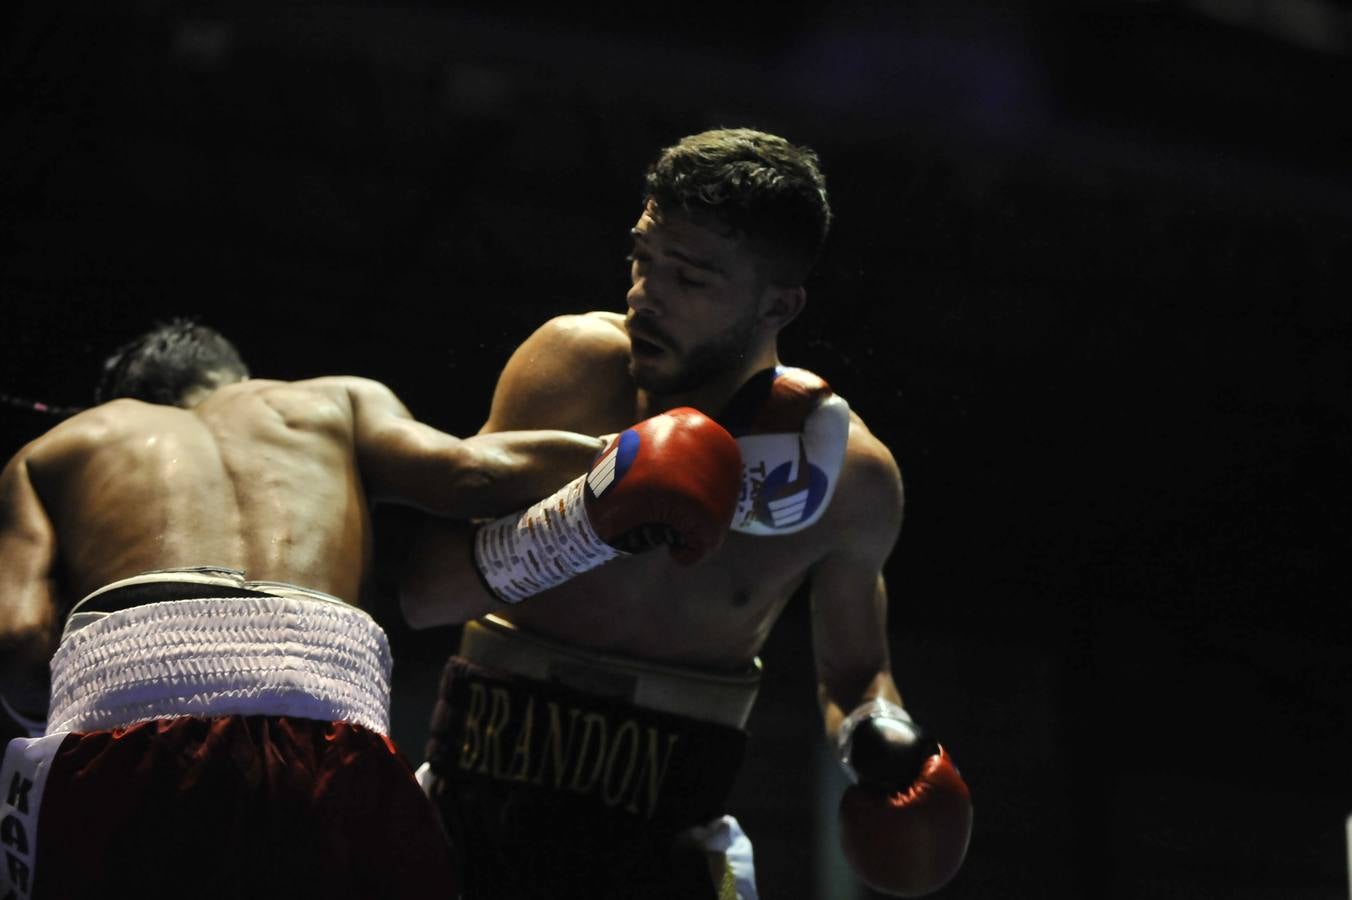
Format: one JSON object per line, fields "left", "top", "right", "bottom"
{"left": 459, "top": 615, "right": 761, "bottom": 729}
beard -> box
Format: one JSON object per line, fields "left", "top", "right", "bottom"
{"left": 629, "top": 314, "right": 758, "bottom": 396}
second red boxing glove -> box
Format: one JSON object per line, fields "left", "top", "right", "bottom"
{"left": 836, "top": 700, "right": 973, "bottom": 897}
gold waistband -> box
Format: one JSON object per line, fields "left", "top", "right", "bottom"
{"left": 458, "top": 615, "right": 761, "bottom": 729}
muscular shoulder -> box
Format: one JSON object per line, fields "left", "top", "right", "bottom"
{"left": 485, "top": 312, "right": 635, "bottom": 433}
{"left": 10, "top": 401, "right": 191, "bottom": 499}
{"left": 289, "top": 375, "right": 400, "bottom": 411}
{"left": 515, "top": 313, "right": 629, "bottom": 372}
{"left": 822, "top": 410, "right": 905, "bottom": 551}
{"left": 26, "top": 400, "right": 172, "bottom": 462}
{"left": 208, "top": 376, "right": 397, "bottom": 430}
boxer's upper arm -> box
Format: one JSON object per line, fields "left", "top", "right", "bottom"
{"left": 342, "top": 375, "right": 601, "bottom": 520}
{"left": 0, "top": 444, "right": 60, "bottom": 713}
{"left": 809, "top": 429, "right": 906, "bottom": 740}
{"left": 342, "top": 376, "right": 429, "bottom": 492}
{"left": 482, "top": 314, "right": 630, "bottom": 434}
{"left": 340, "top": 376, "right": 486, "bottom": 514}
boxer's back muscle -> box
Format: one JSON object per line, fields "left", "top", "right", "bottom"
{"left": 26, "top": 380, "right": 371, "bottom": 607}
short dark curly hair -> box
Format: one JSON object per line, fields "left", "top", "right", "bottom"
{"left": 642, "top": 128, "right": 832, "bottom": 284}
{"left": 96, "top": 319, "right": 249, "bottom": 406}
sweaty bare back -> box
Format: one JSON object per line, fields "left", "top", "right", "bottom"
{"left": 26, "top": 379, "right": 373, "bottom": 610}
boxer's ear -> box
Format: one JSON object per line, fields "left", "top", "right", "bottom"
{"left": 759, "top": 283, "right": 806, "bottom": 331}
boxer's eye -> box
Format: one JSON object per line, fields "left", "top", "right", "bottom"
{"left": 628, "top": 249, "right": 703, "bottom": 289}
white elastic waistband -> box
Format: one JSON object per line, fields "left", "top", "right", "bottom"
{"left": 47, "top": 595, "right": 392, "bottom": 736}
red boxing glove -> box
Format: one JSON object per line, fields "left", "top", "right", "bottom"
{"left": 584, "top": 407, "right": 741, "bottom": 561}
{"left": 837, "top": 701, "right": 973, "bottom": 897}
{"left": 474, "top": 407, "right": 741, "bottom": 602}
{"left": 715, "top": 366, "right": 850, "bottom": 534}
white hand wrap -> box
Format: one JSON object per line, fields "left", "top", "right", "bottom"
{"left": 837, "top": 697, "right": 912, "bottom": 782}
{"left": 473, "top": 472, "right": 625, "bottom": 604}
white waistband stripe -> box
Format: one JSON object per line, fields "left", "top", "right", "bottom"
{"left": 47, "top": 596, "right": 392, "bottom": 736}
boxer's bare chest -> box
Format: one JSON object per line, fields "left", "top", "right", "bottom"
{"left": 495, "top": 345, "right": 833, "bottom": 665}
{"left": 497, "top": 403, "right": 826, "bottom": 666}
{"left": 496, "top": 533, "right": 817, "bottom": 667}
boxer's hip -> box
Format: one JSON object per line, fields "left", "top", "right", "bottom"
{"left": 48, "top": 567, "right": 392, "bottom": 735}
{"left": 452, "top": 614, "right": 762, "bottom": 729}
{"left": 426, "top": 615, "right": 757, "bottom": 834}
{"left": 424, "top": 618, "right": 758, "bottom": 897}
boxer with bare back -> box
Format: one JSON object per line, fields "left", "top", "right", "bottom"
{"left": 403, "top": 129, "right": 974, "bottom": 898}
{"left": 0, "top": 320, "right": 622, "bottom": 900}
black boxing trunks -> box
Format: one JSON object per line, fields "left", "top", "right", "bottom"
{"left": 0, "top": 568, "right": 456, "bottom": 900}
{"left": 423, "top": 614, "right": 761, "bottom": 899}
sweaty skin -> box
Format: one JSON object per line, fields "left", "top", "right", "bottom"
{"left": 402, "top": 201, "right": 907, "bottom": 737}
{"left": 0, "top": 376, "right": 603, "bottom": 714}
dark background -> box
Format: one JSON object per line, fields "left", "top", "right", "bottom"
{"left": 3, "top": 1, "right": 1350, "bottom": 897}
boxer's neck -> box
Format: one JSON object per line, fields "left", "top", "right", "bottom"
{"left": 637, "top": 349, "right": 781, "bottom": 419}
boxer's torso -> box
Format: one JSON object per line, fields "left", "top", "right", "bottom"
{"left": 24, "top": 379, "right": 372, "bottom": 609}
{"left": 497, "top": 517, "right": 822, "bottom": 667}
{"left": 485, "top": 312, "right": 877, "bottom": 670}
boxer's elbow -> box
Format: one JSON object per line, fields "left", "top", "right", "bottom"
{"left": 361, "top": 422, "right": 498, "bottom": 517}
{"left": 398, "top": 544, "right": 457, "bottom": 629}
{"left": 0, "top": 626, "right": 53, "bottom": 714}
{"left": 399, "top": 578, "right": 496, "bottom": 630}
{"left": 413, "top": 439, "right": 520, "bottom": 519}
{"left": 447, "top": 431, "right": 601, "bottom": 520}
{"left": 398, "top": 528, "right": 495, "bottom": 629}
{"left": 398, "top": 567, "right": 458, "bottom": 630}
{"left": 397, "top": 584, "right": 435, "bottom": 630}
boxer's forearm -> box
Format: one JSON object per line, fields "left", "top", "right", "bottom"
{"left": 400, "top": 410, "right": 738, "bottom": 622}
{"left": 453, "top": 431, "right": 605, "bottom": 515}
{"left": 363, "top": 420, "right": 602, "bottom": 519}
{"left": 819, "top": 670, "right": 903, "bottom": 743}
{"left": 810, "top": 563, "right": 899, "bottom": 742}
